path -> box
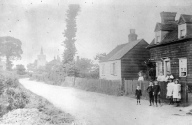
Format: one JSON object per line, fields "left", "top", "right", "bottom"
{"left": 20, "top": 78, "right": 192, "bottom": 125}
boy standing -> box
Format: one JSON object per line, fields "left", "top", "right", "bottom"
{"left": 153, "top": 80, "right": 161, "bottom": 107}
{"left": 147, "top": 81, "right": 154, "bottom": 106}
{"left": 135, "top": 86, "right": 142, "bottom": 105}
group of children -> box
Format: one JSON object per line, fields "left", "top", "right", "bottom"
{"left": 166, "top": 78, "right": 181, "bottom": 106}
{"left": 135, "top": 80, "right": 162, "bottom": 107}
{"left": 135, "top": 71, "right": 181, "bottom": 107}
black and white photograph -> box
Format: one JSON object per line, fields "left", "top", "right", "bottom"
{"left": 0, "top": 0, "right": 192, "bottom": 124}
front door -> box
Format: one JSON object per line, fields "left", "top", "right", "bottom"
{"left": 164, "top": 59, "right": 171, "bottom": 76}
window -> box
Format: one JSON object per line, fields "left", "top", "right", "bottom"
{"left": 178, "top": 24, "right": 186, "bottom": 39}
{"left": 179, "top": 58, "right": 187, "bottom": 77}
{"left": 164, "top": 58, "right": 171, "bottom": 76}
{"left": 110, "top": 63, "right": 117, "bottom": 75}
{"left": 156, "top": 36, "right": 161, "bottom": 43}
{"left": 101, "top": 64, "right": 105, "bottom": 75}
{"left": 180, "top": 29, "right": 185, "bottom": 37}
{"left": 156, "top": 61, "right": 163, "bottom": 76}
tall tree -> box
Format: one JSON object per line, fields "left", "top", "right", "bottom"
{"left": 62, "top": 4, "right": 80, "bottom": 64}
{"left": 0, "top": 36, "right": 23, "bottom": 70}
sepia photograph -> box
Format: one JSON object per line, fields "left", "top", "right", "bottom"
{"left": 0, "top": 0, "right": 192, "bottom": 124}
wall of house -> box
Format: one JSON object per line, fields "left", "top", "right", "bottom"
{"left": 121, "top": 40, "right": 150, "bottom": 80}
{"left": 187, "top": 40, "right": 192, "bottom": 84}
{"left": 149, "top": 40, "right": 188, "bottom": 80}
{"left": 149, "top": 39, "right": 192, "bottom": 103}
{"left": 99, "top": 60, "right": 121, "bottom": 80}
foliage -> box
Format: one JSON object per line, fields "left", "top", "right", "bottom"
{"left": 143, "top": 59, "right": 156, "bottom": 80}
{"left": 74, "top": 58, "right": 99, "bottom": 78}
{"left": 94, "top": 53, "right": 107, "bottom": 61}
{"left": 27, "top": 63, "right": 37, "bottom": 72}
{"left": 0, "top": 36, "right": 23, "bottom": 70}
{"left": 62, "top": 4, "right": 80, "bottom": 64}
{"left": 75, "top": 58, "right": 92, "bottom": 75}
{"left": 16, "top": 64, "right": 26, "bottom": 75}
{"left": 0, "top": 75, "right": 29, "bottom": 116}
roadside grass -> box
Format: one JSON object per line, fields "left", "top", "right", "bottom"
{"left": 0, "top": 71, "right": 75, "bottom": 125}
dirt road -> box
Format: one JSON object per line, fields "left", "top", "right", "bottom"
{"left": 20, "top": 78, "right": 192, "bottom": 125}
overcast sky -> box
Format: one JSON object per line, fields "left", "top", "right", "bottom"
{"left": 0, "top": 0, "right": 192, "bottom": 66}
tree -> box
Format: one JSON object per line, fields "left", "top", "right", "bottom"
{"left": 16, "top": 64, "right": 26, "bottom": 75}
{"left": 94, "top": 53, "right": 107, "bottom": 61}
{"left": 27, "top": 63, "right": 37, "bottom": 72}
{"left": 75, "top": 58, "right": 93, "bottom": 75}
{"left": 0, "top": 36, "right": 23, "bottom": 70}
{"left": 62, "top": 4, "right": 80, "bottom": 64}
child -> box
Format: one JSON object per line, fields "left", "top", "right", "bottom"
{"left": 138, "top": 71, "right": 144, "bottom": 89}
{"left": 147, "top": 81, "right": 154, "bottom": 106}
{"left": 135, "top": 86, "right": 142, "bottom": 105}
{"left": 153, "top": 80, "right": 161, "bottom": 107}
{"left": 173, "top": 79, "right": 181, "bottom": 107}
{"left": 166, "top": 78, "right": 174, "bottom": 105}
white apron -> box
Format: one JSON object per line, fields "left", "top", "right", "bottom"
{"left": 173, "top": 84, "right": 181, "bottom": 99}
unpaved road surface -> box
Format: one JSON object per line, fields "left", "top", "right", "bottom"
{"left": 20, "top": 78, "right": 192, "bottom": 125}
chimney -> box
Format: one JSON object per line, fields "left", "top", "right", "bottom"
{"left": 160, "top": 12, "right": 177, "bottom": 24}
{"left": 128, "top": 29, "right": 138, "bottom": 42}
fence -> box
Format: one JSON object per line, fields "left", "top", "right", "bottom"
{"left": 61, "top": 77, "right": 122, "bottom": 96}
{"left": 123, "top": 80, "right": 148, "bottom": 98}
{"left": 31, "top": 74, "right": 189, "bottom": 104}
{"left": 123, "top": 80, "right": 168, "bottom": 100}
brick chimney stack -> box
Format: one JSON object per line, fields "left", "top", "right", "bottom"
{"left": 128, "top": 29, "right": 138, "bottom": 42}
{"left": 160, "top": 12, "right": 177, "bottom": 24}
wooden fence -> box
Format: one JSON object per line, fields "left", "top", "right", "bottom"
{"left": 123, "top": 80, "right": 149, "bottom": 98}
{"left": 61, "top": 77, "right": 122, "bottom": 96}
{"left": 123, "top": 80, "right": 168, "bottom": 100}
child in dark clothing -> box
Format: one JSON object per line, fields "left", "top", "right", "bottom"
{"left": 147, "top": 81, "right": 154, "bottom": 106}
{"left": 135, "top": 86, "right": 142, "bottom": 105}
{"left": 153, "top": 80, "right": 161, "bottom": 107}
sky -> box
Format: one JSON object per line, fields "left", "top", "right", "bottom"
{"left": 0, "top": 0, "right": 192, "bottom": 67}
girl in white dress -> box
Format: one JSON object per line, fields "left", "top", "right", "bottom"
{"left": 173, "top": 79, "right": 181, "bottom": 106}
{"left": 166, "top": 78, "right": 174, "bottom": 105}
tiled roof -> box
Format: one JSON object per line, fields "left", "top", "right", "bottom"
{"left": 147, "top": 14, "right": 192, "bottom": 48}
{"left": 154, "top": 22, "right": 177, "bottom": 32}
{"left": 180, "top": 14, "right": 192, "bottom": 23}
{"left": 100, "top": 43, "right": 126, "bottom": 62}
{"left": 100, "top": 39, "right": 145, "bottom": 62}
{"left": 147, "top": 30, "right": 179, "bottom": 48}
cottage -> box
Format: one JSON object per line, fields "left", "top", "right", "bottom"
{"left": 99, "top": 29, "right": 150, "bottom": 80}
{"left": 147, "top": 12, "right": 192, "bottom": 103}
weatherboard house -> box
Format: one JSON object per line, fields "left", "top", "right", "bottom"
{"left": 99, "top": 29, "right": 150, "bottom": 80}
{"left": 147, "top": 12, "right": 192, "bottom": 103}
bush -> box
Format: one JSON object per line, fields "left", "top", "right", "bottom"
{"left": 0, "top": 72, "right": 29, "bottom": 117}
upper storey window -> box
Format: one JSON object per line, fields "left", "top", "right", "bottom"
{"left": 155, "top": 31, "right": 161, "bottom": 44}
{"left": 178, "top": 24, "right": 186, "bottom": 39}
